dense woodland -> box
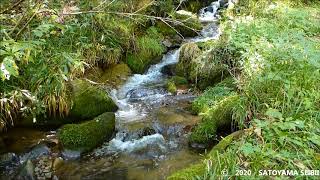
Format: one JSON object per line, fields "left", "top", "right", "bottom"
{"left": 1, "top": 0, "right": 320, "bottom": 179}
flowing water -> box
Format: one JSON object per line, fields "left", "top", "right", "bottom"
{"left": 1, "top": 1, "right": 227, "bottom": 179}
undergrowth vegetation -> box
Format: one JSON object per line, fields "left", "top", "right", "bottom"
{"left": 0, "top": 0, "right": 202, "bottom": 131}
{"left": 183, "top": 0, "right": 320, "bottom": 179}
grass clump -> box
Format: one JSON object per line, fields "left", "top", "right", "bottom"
{"left": 169, "top": 130, "right": 244, "bottom": 180}
{"left": 173, "top": 0, "right": 320, "bottom": 179}
{"left": 191, "top": 77, "right": 237, "bottom": 114}
{"left": 189, "top": 95, "right": 240, "bottom": 145}
{"left": 126, "top": 27, "right": 165, "bottom": 73}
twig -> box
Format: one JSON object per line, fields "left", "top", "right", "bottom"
{"left": 159, "top": 18, "right": 184, "bottom": 38}
{"left": 175, "top": 0, "right": 186, "bottom": 11}
{"left": 15, "top": 10, "right": 37, "bottom": 38}
{"left": 93, "top": 0, "right": 117, "bottom": 10}
{"left": 134, "top": 0, "right": 155, "bottom": 14}
{"left": 1, "top": 0, "right": 25, "bottom": 14}
{"left": 61, "top": 11, "right": 200, "bottom": 36}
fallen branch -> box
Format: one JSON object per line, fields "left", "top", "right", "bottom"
{"left": 61, "top": 11, "right": 200, "bottom": 38}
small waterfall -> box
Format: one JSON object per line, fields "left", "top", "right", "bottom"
{"left": 199, "top": 0, "right": 223, "bottom": 22}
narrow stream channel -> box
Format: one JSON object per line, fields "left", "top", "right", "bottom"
{"left": 55, "top": 2, "right": 224, "bottom": 179}
{"left": 1, "top": 1, "right": 227, "bottom": 179}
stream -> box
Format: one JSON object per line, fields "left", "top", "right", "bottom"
{"left": 1, "top": 1, "right": 226, "bottom": 179}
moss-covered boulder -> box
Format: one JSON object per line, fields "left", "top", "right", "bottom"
{"left": 176, "top": 43, "right": 202, "bottom": 78}
{"left": 17, "top": 78, "right": 118, "bottom": 128}
{"left": 189, "top": 95, "right": 240, "bottom": 145}
{"left": 99, "top": 63, "right": 132, "bottom": 87}
{"left": 168, "top": 130, "right": 244, "bottom": 180}
{"left": 177, "top": 41, "right": 231, "bottom": 90}
{"left": 69, "top": 80, "right": 118, "bottom": 120}
{"left": 191, "top": 77, "right": 237, "bottom": 114}
{"left": 58, "top": 112, "right": 115, "bottom": 152}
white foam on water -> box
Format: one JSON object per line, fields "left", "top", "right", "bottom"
{"left": 199, "top": 0, "right": 222, "bottom": 22}
{"left": 117, "top": 50, "right": 180, "bottom": 99}
{"left": 107, "top": 134, "right": 166, "bottom": 153}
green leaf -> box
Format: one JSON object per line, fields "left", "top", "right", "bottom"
{"left": 308, "top": 135, "right": 320, "bottom": 146}
{"left": 2, "top": 56, "right": 19, "bottom": 77}
{"left": 265, "top": 108, "right": 283, "bottom": 119}
{"left": 241, "top": 143, "right": 255, "bottom": 156}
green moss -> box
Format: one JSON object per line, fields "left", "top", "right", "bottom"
{"left": 171, "top": 76, "right": 188, "bottom": 85}
{"left": 191, "top": 78, "right": 237, "bottom": 114}
{"left": 126, "top": 27, "right": 165, "bottom": 73}
{"left": 189, "top": 95, "right": 240, "bottom": 145}
{"left": 167, "top": 163, "right": 206, "bottom": 180}
{"left": 176, "top": 43, "right": 202, "bottom": 78}
{"left": 69, "top": 80, "right": 118, "bottom": 120}
{"left": 196, "top": 40, "right": 216, "bottom": 51}
{"left": 176, "top": 42, "right": 231, "bottom": 90}
{"left": 178, "top": 36, "right": 234, "bottom": 89}
{"left": 58, "top": 112, "right": 115, "bottom": 152}
{"left": 166, "top": 80, "right": 177, "bottom": 94}
{"left": 99, "top": 63, "right": 132, "bottom": 87}
{"left": 156, "top": 22, "right": 177, "bottom": 37}
{"left": 166, "top": 76, "right": 187, "bottom": 94}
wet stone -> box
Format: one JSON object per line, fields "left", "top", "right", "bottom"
{"left": 20, "top": 144, "right": 50, "bottom": 163}
{"left": 18, "top": 160, "right": 35, "bottom": 180}
{"left": 0, "top": 152, "right": 19, "bottom": 166}
{"left": 45, "top": 172, "right": 52, "bottom": 178}
{"left": 53, "top": 157, "right": 64, "bottom": 170}
{"left": 61, "top": 150, "right": 81, "bottom": 160}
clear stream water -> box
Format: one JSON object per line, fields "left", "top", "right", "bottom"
{"left": 1, "top": 1, "right": 227, "bottom": 179}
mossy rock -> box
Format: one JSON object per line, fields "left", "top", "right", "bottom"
{"left": 177, "top": 37, "right": 233, "bottom": 90}
{"left": 156, "top": 22, "right": 177, "bottom": 37}
{"left": 69, "top": 80, "right": 118, "bottom": 120}
{"left": 168, "top": 130, "right": 244, "bottom": 180}
{"left": 176, "top": 43, "right": 202, "bottom": 78}
{"left": 166, "top": 76, "right": 188, "bottom": 94}
{"left": 84, "top": 66, "right": 104, "bottom": 82}
{"left": 126, "top": 27, "right": 165, "bottom": 73}
{"left": 127, "top": 54, "right": 163, "bottom": 74}
{"left": 171, "top": 76, "right": 188, "bottom": 85}
{"left": 189, "top": 95, "right": 240, "bottom": 145}
{"left": 191, "top": 77, "right": 237, "bottom": 114}
{"left": 167, "top": 163, "right": 205, "bottom": 180}
{"left": 58, "top": 112, "right": 115, "bottom": 152}
{"left": 99, "top": 63, "right": 132, "bottom": 87}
